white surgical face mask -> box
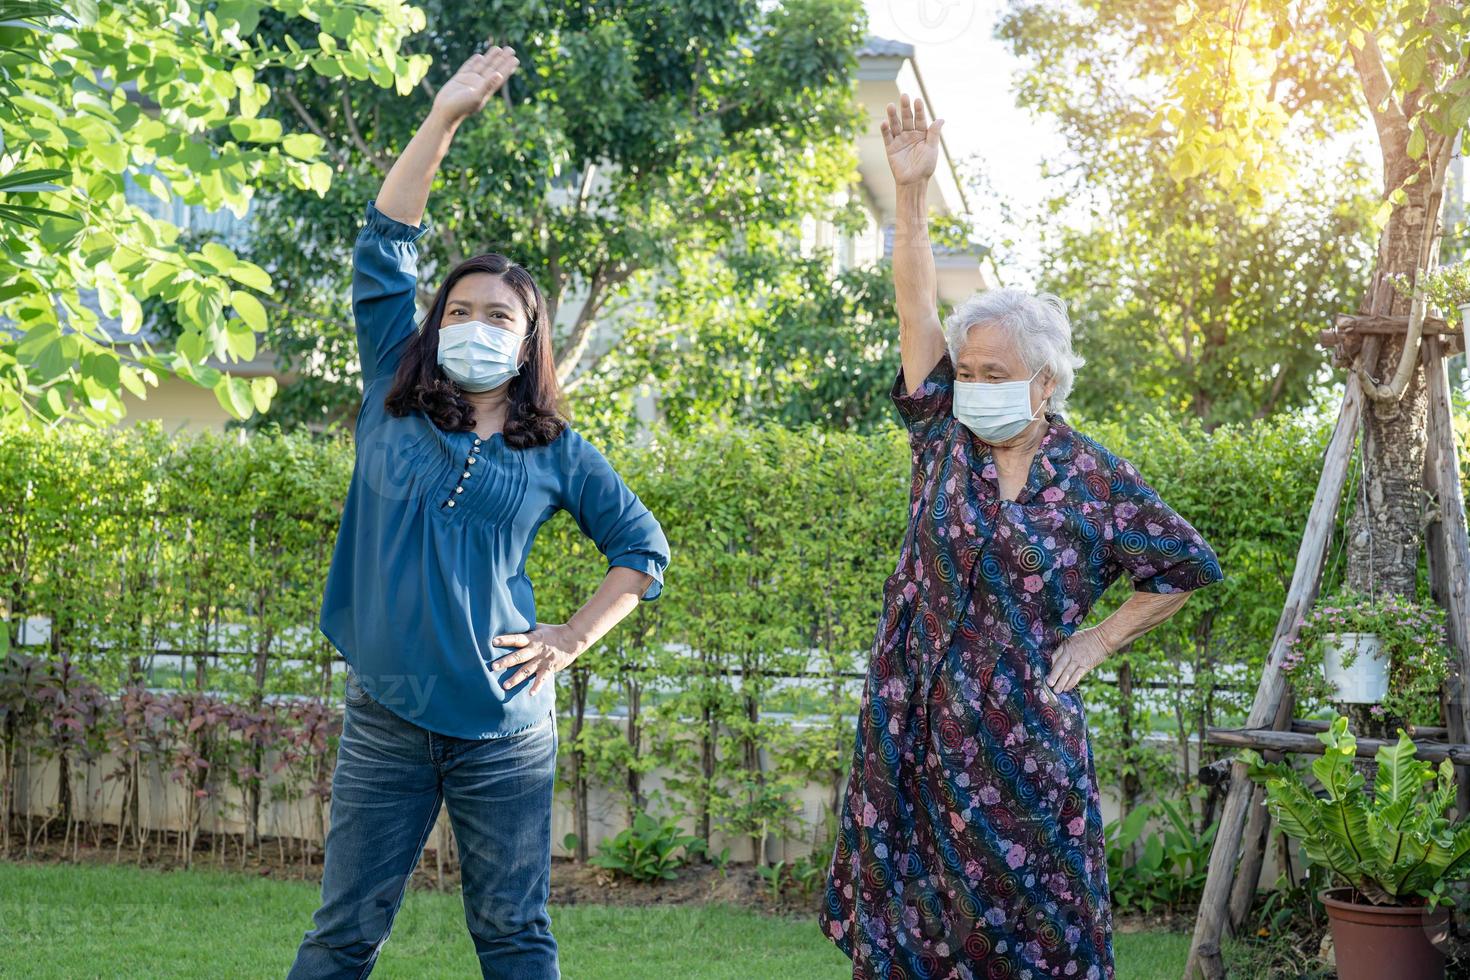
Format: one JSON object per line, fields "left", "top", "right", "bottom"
{"left": 436, "top": 320, "right": 523, "bottom": 392}
{"left": 953, "top": 365, "right": 1044, "bottom": 442}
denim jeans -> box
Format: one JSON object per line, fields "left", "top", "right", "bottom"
{"left": 287, "top": 666, "right": 560, "bottom": 979}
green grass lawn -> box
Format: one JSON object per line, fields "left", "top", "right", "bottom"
{"left": 0, "top": 860, "right": 1194, "bottom": 978}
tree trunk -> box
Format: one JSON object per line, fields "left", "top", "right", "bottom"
{"left": 569, "top": 665, "right": 589, "bottom": 862}
{"left": 624, "top": 674, "right": 642, "bottom": 825}
{"left": 1341, "top": 146, "right": 1445, "bottom": 744}
{"left": 1116, "top": 657, "right": 1141, "bottom": 866}
{"left": 1343, "top": 333, "right": 1428, "bottom": 604}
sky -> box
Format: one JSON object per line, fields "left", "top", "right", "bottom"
{"left": 857, "top": 1, "right": 1441, "bottom": 285}
{"left": 857, "top": 1, "right": 1467, "bottom": 394}
{"left": 861, "top": 0, "right": 1070, "bottom": 283}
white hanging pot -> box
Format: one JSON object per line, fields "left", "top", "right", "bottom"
{"left": 1322, "top": 632, "right": 1389, "bottom": 703}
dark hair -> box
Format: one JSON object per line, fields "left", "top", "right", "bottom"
{"left": 383, "top": 253, "right": 566, "bottom": 449}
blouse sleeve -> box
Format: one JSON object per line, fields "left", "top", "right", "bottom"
{"left": 1107, "top": 453, "right": 1224, "bottom": 594}
{"left": 890, "top": 350, "right": 955, "bottom": 438}
{"left": 559, "top": 432, "right": 670, "bottom": 601}
{"left": 353, "top": 199, "right": 432, "bottom": 387}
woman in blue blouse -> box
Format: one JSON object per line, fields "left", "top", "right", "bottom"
{"left": 289, "top": 44, "right": 669, "bottom": 979}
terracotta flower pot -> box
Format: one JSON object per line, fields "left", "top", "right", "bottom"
{"left": 1318, "top": 886, "right": 1450, "bottom": 980}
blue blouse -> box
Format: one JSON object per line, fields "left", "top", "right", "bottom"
{"left": 319, "top": 200, "right": 671, "bottom": 739}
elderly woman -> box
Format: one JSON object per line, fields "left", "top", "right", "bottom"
{"left": 819, "top": 96, "right": 1223, "bottom": 978}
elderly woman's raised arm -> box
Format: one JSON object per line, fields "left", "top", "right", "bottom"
{"left": 882, "top": 94, "right": 948, "bottom": 396}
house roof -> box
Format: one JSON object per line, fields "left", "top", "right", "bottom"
{"left": 855, "top": 35, "right": 972, "bottom": 220}
{"left": 857, "top": 37, "right": 916, "bottom": 59}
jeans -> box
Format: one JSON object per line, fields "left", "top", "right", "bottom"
{"left": 287, "top": 666, "right": 560, "bottom": 979}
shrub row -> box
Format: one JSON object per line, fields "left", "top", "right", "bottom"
{"left": 0, "top": 410, "right": 1375, "bottom": 873}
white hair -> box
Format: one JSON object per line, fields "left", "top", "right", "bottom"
{"left": 943, "top": 287, "right": 1085, "bottom": 415}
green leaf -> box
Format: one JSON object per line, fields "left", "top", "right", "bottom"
{"left": 180, "top": 282, "right": 224, "bottom": 330}
{"left": 225, "top": 321, "right": 257, "bottom": 361}
{"left": 306, "top": 161, "right": 333, "bottom": 195}
{"left": 90, "top": 139, "right": 128, "bottom": 174}
{"left": 118, "top": 363, "right": 147, "bottom": 398}
{"left": 282, "top": 133, "right": 325, "bottom": 160}
{"left": 141, "top": 262, "right": 178, "bottom": 297}
{"left": 83, "top": 351, "right": 119, "bottom": 388}
{"left": 225, "top": 261, "right": 272, "bottom": 292}
{"left": 22, "top": 333, "right": 67, "bottom": 383}
{"left": 202, "top": 241, "right": 238, "bottom": 272}
{"left": 176, "top": 329, "right": 208, "bottom": 364}
{"left": 250, "top": 375, "right": 277, "bottom": 413}
{"left": 231, "top": 290, "right": 267, "bottom": 333}
{"left": 228, "top": 117, "right": 283, "bottom": 142}
{"left": 213, "top": 375, "right": 255, "bottom": 418}
{"left": 1408, "top": 125, "right": 1426, "bottom": 160}
{"left": 1374, "top": 730, "right": 1430, "bottom": 809}
{"left": 0, "top": 167, "right": 69, "bottom": 192}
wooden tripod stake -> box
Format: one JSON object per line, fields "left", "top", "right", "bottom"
{"left": 1183, "top": 317, "right": 1470, "bottom": 979}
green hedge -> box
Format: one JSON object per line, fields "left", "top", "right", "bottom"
{"left": 0, "top": 411, "right": 1391, "bottom": 857}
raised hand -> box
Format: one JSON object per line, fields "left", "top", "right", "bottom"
{"left": 432, "top": 41, "right": 519, "bottom": 123}
{"left": 881, "top": 94, "right": 944, "bottom": 187}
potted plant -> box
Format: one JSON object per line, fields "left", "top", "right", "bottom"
{"left": 1387, "top": 262, "right": 1470, "bottom": 329}
{"left": 1281, "top": 590, "right": 1450, "bottom": 728}
{"left": 1241, "top": 716, "right": 1468, "bottom": 980}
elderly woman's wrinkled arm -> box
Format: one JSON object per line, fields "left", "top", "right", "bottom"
{"left": 1046, "top": 591, "right": 1193, "bottom": 692}
{"left": 882, "top": 93, "right": 948, "bottom": 395}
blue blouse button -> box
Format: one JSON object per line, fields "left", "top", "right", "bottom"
{"left": 463, "top": 470, "right": 471, "bottom": 479}
{"left": 445, "top": 499, "right": 456, "bottom": 508}
{"left": 455, "top": 486, "right": 464, "bottom": 494}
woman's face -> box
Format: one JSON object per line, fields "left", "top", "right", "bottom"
{"left": 955, "top": 321, "right": 1057, "bottom": 437}
{"left": 442, "top": 272, "right": 531, "bottom": 338}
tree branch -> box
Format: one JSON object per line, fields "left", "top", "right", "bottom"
{"left": 544, "top": 230, "right": 562, "bottom": 327}
{"left": 554, "top": 267, "right": 609, "bottom": 384}
{"left": 440, "top": 220, "right": 464, "bottom": 269}
{"left": 1348, "top": 30, "right": 1409, "bottom": 167}
{"left": 1254, "top": 362, "right": 1290, "bottom": 420}
{"left": 280, "top": 87, "right": 346, "bottom": 168}
{"left": 576, "top": 162, "right": 597, "bottom": 212}
{"left": 1361, "top": 130, "right": 1457, "bottom": 403}
{"left": 259, "top": 296, "right": 335, "bottom": 326}
{"left": 340, "top": 87, "right": 389, "bottom": 175}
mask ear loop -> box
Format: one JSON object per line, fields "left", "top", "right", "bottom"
{"left": 1026, "top": 365, "right": 1051, "bottom": 420}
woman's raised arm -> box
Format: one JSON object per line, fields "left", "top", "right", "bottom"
{"left": 374, "top": 42, "right": 519, "bottom": 227}
{"left": 350, "top": 43, "right": 519, "bottom": 385}
{"left": 881, "top": 94, "right": 947, "bottom": 396}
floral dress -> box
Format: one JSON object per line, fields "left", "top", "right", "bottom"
{"left": 820, "top": 352, "right": 1223, "bottom": 979}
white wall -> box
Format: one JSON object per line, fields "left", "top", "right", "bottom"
{"left": 8, "top": 707, "right": 1289, "bottom": 887}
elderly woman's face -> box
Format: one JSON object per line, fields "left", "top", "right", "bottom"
{"left": 955, "top": 321, "right": 1057, "bottom": 431}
